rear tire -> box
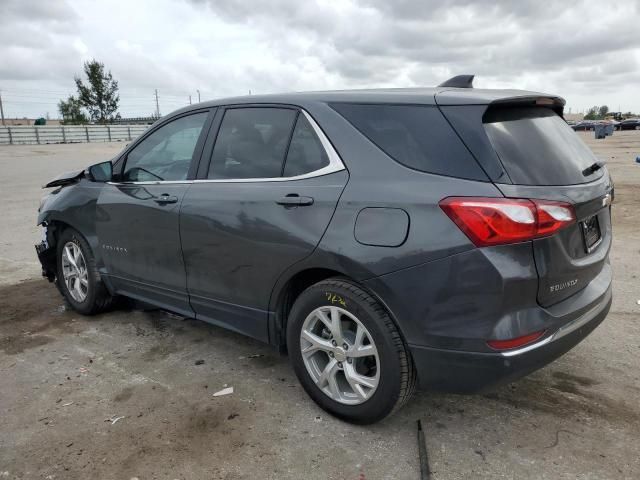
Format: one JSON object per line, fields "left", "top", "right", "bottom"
{"left": 56, "top": 228, "right": 113, "bottom": 315}
{"left": 287, "top": 278, "right": 416, "bottom": 424}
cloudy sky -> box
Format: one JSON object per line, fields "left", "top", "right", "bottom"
{"left": 1, "top": 0, "right": 639, "bottom": 119}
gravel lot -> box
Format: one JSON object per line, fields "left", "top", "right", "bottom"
{"left": 1, "top": 133, "right": 639, "bottom": 479}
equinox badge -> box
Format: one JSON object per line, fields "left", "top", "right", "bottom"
{"left": 549, "top": 279, "right": 578, "bottom": 293}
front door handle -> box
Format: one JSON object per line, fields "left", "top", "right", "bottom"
{"left": 276, "top": 194, "right": 314, "bottom": 207}
{"left": 154, "top": 194, "right": 178, "bottom": 205}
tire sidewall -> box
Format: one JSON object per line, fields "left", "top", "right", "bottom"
{"left": 56, "top": 230, "right": 99, "bottom": 315}
{"left": 287, "top": 281, "right": 404, "bottom": 423}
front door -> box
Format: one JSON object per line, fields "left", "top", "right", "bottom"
{"left": 180, "top": 106, "right": 348, "bottom": 340}
{"left": 96, "top": 111, "right": 210, "bottom": 315}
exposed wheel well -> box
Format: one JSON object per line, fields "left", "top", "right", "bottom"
{"left": 38, "top": 220, "right": 74, "bottom": 281}
{"left": 50, "top": 219, "right": 79, "bottom": 247}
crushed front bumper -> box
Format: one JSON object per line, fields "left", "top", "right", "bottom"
{"left": 35, "top": 225, "right": 56, "bottom": 282}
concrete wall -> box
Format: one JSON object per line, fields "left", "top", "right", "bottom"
{"left": 0, "top": 124, "right": 149, "bottom": 145}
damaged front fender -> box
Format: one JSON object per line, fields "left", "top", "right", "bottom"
{"left": 43, "top": 169, "right": 85, "bottom": 188}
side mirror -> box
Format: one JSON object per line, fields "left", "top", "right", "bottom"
{"left": 87, "top": 161, "right": 113, "bottom": 182}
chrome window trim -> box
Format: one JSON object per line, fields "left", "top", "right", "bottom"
{"left": 108, "top": 109, "right": 345, "bottom": 186}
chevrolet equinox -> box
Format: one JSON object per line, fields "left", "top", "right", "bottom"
{"left": 36, "top": 76, "right": 613, "bottom": 424}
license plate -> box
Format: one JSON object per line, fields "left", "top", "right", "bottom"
{"left": 580, "top": 214, "right": 601, "bottom": 253}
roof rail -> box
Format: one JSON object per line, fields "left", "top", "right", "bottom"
{"left": 438, "top": 75, "right": 474, "bottom": 88}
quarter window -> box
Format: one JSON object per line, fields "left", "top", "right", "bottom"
{"left": 283, "top": 114, "right": 330, "bottom": 177}
{"left": 122, "top": 112, "right": 208, "bottom": 182}
{"left": 208, "top": 108, "right": 297, "bottom": 179}
{"left": 331, "top": 103, "right": 485, "bottom": 180}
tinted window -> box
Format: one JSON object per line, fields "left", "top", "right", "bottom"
{"left": 331, "top": 103, "right": 486, "bottom": 180}
{"left": 483, "top": 107, "right": 602, "bottom": 186}
{"left": 208, "top": 108, "right": 296, "bottom": 179}
{"left": 123, "top": 112, "right": 207, "bottom": 182}
{"left": 283, "top": 114, "right": 329, "bottom": 177}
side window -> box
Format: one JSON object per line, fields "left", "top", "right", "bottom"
{"left": 208, "top": 107, "right": 296, "bottom": 179}
{"left": 123, "top": 112, "right": 208, "bottom": 182}
{"left": 282, "top": 114, "right": 330, "bottom": 177}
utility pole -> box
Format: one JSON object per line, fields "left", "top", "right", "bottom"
{"left": 196, "top": 89, "right": 201, "bottom": 103}
{"left": 189, "top": 95, "right": 192, "bottom": 105}
{"left": 0, "top": 90, "right": 5, "bottom": 126}
{"left": 154, "top": 89, "right": 160, "bottom": 117}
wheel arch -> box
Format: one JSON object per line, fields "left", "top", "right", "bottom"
{"left": 39, "top": 214, "right": 106, "bottom": 285}
{"left": 36, "top": 218, "right": 78, "bottom": 281}
{"left": 269, "top": 266, "right": 409, "bottom": 353}
{"left": 42, "top": 211, "right": 102, "bottom": 262}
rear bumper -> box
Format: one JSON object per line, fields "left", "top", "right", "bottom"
{"left": 409, "top": 284, "right": 612, "bottom": 393}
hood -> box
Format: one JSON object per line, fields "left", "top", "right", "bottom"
{"left": 43, "top": 169, "right": 85, "bottom": 188}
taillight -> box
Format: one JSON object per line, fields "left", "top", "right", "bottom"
{"left": 439, "top": 197, "right": 575, "bottom": 247}
{"left": 535, "top": 202, "right": 575, "bottom": 236}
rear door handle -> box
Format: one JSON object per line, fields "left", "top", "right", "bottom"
{"left": 276, "top": 194, "right": 314, "bottom": 207}
{"left": 154, "top": 194, "right": 178, "bottom": 205}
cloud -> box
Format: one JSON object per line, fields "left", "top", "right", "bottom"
{"left": 0, "top": 0, "right": 639, "bottom": 118}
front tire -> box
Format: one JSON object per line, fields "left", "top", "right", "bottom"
{"left": 287, "top": 278, "right": 416, "bottom": 424}
{"left": 56, "top": 228, "right": 113, "bottom": 315}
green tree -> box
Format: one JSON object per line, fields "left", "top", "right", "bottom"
{"left": 598, "top": 105, "right": 609, "bottom": 118}
{"left": 584, "top": 105, "right": 611, "bottom": 120}
{"left": 58, "top": 95, "right": 88, "bottom": 125}
{"left": 584, "top": 106, "right": 599, "bottom": 120}
{"left": 74, "top": 59, "right": 120, "bottom": 123}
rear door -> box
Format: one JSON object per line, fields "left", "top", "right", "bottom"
{"left": 96, "top": 110, "right": 211, "bottom": 315}
{"left": 479, "top": 106, "right": 613, "bottom": 306}
{"left": 180, "top": 106, "right": 347, "bottom": 341}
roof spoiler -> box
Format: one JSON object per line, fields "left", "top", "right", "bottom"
{"left": 438, "top": 74, "right": 474, "bottom": 89}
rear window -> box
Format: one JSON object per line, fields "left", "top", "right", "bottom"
{"left": 330, "top": 103, "right": 487, "bottom": 181}
{"left": 483, "top": 107, "right": 603, "bottom": 186}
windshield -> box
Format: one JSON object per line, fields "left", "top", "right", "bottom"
{"left": 483, "top": 107, "right": 603, "bottom": 186}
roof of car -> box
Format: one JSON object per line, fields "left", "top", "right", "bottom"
{"left": 189, "top": 87, "right": 563, "bottom": 108}
{"left": 168, "top": 86, "right": 565, "bottom": 118}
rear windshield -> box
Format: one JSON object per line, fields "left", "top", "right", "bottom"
{"left": 483, "top": 107, "right": 603, "bottom": 185}
{"left": 330, "top": 103, "right": 487, "bottom": 181}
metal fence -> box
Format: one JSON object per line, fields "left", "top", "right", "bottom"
{"left": 0, "top": 125, "right": 150, "bottom": 145}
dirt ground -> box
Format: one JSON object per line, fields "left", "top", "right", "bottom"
{"left": 0, "top": 133, "right": 639, "bottom": 480}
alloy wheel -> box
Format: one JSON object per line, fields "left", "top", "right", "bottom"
{"left": 300, "top": 306, "right": 380, "bottom": 405}
{"left": 61, "top": 241, "right": 89, "bottom": 303}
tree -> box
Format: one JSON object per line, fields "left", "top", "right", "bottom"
{"left": 74, "top": 59, "right": 120, "bottom": 123}
{"left": 584, "top": 105, "right": 610, "bottom": 120}
{"left": 598, "top": 105, "right": 609, "bottom": 119}
{"left": 584, "top": 106, "right": 599, "bottom": 120}
{"left": 58, "top": 95, "right": 88, "bottom": 125}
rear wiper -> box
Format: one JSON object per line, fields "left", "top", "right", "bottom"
{"left": 582, "top": 160, "right": 606, "bottom": 177}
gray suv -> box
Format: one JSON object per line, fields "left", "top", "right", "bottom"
{"left": 36, "top": 76, "right": 613, "bottom": 424}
